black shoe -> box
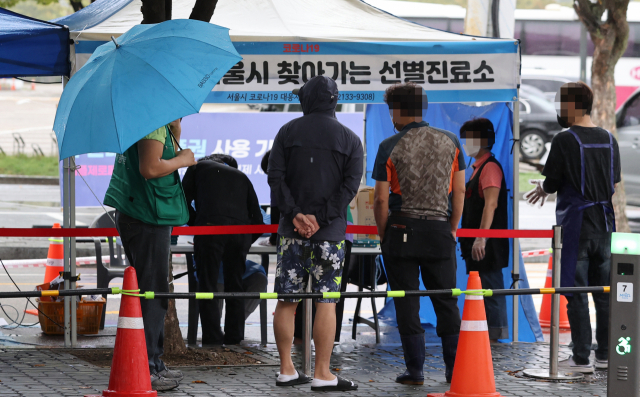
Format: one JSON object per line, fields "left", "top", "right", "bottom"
{"left": 396, "top": 333, "right": 425, "bottom": 385}
{"left": 441, "top": 334, "right": 459, "bottom": 383}
{"left": 311, "top": 376, "right": 358, "bottom": 391}
{"left": 275, "top": 370, "right": 311, "bottom": 386}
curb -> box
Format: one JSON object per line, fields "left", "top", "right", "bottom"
{"left": 0, "top": 174, "right": 58, "bottom": 185}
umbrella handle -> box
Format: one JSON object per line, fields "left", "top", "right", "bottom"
{"left": 168, "top": 128, "right": 183, "bottom": 151}
{"left": 111, "top": 36, "right": 120, "bottom": 49}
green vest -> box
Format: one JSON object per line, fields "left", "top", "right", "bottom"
{"left": 104, "top": 127, "right": 189, "bottom": 226}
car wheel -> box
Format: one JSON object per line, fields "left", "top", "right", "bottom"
{"left": 520, "top": 130, "right": 547, "bottom": 160}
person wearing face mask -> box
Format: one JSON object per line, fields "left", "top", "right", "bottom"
{"left": 372, "top": 83, "right": 464, "bottom": 385}
{"left": 458, "top": 118, "right": 509, "bottom": 343}
{"left": 525, "top": 81, "right": 621, "bottom": 373}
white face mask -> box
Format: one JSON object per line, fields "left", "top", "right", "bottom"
{"left": 463, "top": 143, "right": 482, "bottom": 157}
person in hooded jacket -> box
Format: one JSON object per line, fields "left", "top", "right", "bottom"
{"left": 268, "top": 75, "right": 363, "bottom": 391}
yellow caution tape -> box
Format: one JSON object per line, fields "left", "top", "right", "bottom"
{"left": 260, "top": 293, "right": 278, "bottom": 299}
{"left": 196, "top": 293, "right": 213, "bottom": 299}
{"left": 387, "top": 290, "right": 405, "bottom": 298}
{"left": 323, "top": 292, "right": 341, "bottom": 299}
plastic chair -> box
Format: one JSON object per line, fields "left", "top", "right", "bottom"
{"left": 89, "top": 211, "right": 128, "bottom": 330}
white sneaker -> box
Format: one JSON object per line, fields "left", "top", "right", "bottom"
{"left": 559, "top": 355, "right": 594, "bottom": 373}
{"left": 595, "top": 359, "right": 608, "bottom": 369}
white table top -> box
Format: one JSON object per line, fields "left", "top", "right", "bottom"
{"left": 171, "top": 236, "right": 380, "bottom": 255}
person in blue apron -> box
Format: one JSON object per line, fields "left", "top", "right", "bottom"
{"left": 459, "top": 118, "right": 510, "bottom": 343}
{"left": 525, "top": 82, "right": 621, "bottom": 373}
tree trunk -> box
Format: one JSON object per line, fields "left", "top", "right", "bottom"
{"left": 69, "top": 0, "right": 84, "bottom": 12}
{"left": 141, "top": 0, "right": 171, "bottom": 24}
{"left": 575, "top": 0, "right": 631, "bottom": 232}
{"left": 189, "top": 0, "right": 219, "bottom": 22}
{"left": 163, "top": 254, "right": 187, "bottom": 355}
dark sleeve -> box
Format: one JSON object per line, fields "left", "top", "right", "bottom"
{"left": 543, "top": 177, "right": 562, "bottom": 194}
{"left": 267, "top": 128, "right": 301, "bottom": 218}
{"left": 541, "top": 134, "right": 565, "bottom": 194}
{"left": 372, "top": 142, "right": 390, "bottom": 182}
{"left": 613, "top": 136, "right": 622, "bottom": 184}
{"left": 246, "top": 178, "right": 264, "bottom": 244}
{"left": 316, "top": 136, "right": 364, "bottom": 227}
{"left": 182, "top": 165, "right": 197, "bottom": 226}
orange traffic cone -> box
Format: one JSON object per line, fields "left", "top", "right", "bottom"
{"left": 25, "top": 223, "right": 64, "bottom": 316}
{"left": 31, "top": 82, "right": 35, "bottom": 90}
{"left": 538, "top": 257, "right": 571, "bottom": 329}
{"left": 428, "top": 271, "right": 504, "bottom": 397}
{"left": 10, "top": 78, "right": 15, "bottom": 91}
{"left": 86, "top": 266, "right": 156, "bottom": 397}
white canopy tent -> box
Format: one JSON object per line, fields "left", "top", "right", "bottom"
{"left": 54, "top": 0, "right": 524, "bottom": 347}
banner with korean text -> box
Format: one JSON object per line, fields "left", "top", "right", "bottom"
{"left": 73, "top": 40, "right": 520, "bottom": 104}
{"left": 66, "top": 112, "right": 364, "bottom": 207}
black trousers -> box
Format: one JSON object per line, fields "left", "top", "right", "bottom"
{"left": 294, "top": 240, "right": 352, "bottom": 342}
{"left": 566, "top": 236, "right": 611, "bottom": 364}
{"left": 194, "top": 234, "right": 250, "bottom": 345}
{"left": 382, "top": 218, "right": 461, "bottom": 337}
{"left": 115, "top": 210, "right": 171, "bottom": 374}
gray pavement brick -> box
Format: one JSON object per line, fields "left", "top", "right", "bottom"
{"left": 0, "top": 342, "right": 608, "bottom": 397}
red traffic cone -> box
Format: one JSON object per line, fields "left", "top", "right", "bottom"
{"left": 11, "top": 78, "right": 16, "bottom": 91}
{"left": 428, "top": 271, "right": 504, "bottom": 397}
{"left": 26, "top": 223, "right": 64, "bottom": 316}
{"left": 538, "top": 256, "right": 571, "bottom": 329}
{"left": 86, "top": 266, "right": 156, "bottom": 397}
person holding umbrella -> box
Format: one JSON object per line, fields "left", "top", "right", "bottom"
{"left": 52, "top": 20, "right": 243, "bottom": 392}
{"left": 104, "top": 118, "right": 196, "bottom": 390}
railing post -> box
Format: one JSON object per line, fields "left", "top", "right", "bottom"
{"left": 549, "top": 224, "right": 562, "bottom": 377}
{"left": 302, "top": 281, "right": 313, "bottom": 376}
{"left": 523, "top": 225, "right": 583, "bottom": 380}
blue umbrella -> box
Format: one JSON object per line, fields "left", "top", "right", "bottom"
{"left": 53, "top": 19, "right": 242, "bottom": 159}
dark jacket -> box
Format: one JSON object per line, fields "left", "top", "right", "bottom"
{"left": 182, "top": 160, "right": 264, "bottom": 243}
{"left": 267, "top": 76, "right": 364, "bottom": 242}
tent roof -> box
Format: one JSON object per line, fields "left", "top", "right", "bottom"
{"left": 55, "top": 0, "right": 507, "bottom": 42}
{"left": 0, "top": 7, "right": 70, "bottom": 77}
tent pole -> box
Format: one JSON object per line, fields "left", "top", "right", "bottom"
{"left": 512, "top": 88, "right": 520, "bottom": 342}
{"left": 362, "top": 104, "right": 367, "bottom": 185}
{"left": 62, "top": 76, "right": 71, "bottom": 348}
{"left": 70, "top": 157, "right": 77, "bottom": 347}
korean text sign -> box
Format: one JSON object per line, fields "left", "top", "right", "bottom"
{"left": 66, "top": 112, "right": 364, "bottom": 207}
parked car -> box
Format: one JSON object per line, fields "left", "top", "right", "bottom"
{"left": 518, "top": 85, "right": 562, "bottom": 159}
{"left": 616, "top": 87, "right": 640, "bottom": 205}
{"left": 522, "top": 75, "right": 579, "bottom": 102}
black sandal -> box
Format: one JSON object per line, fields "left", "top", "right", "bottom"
{"left": 276, "top": 370, "right": 311, "bottom": 386}
{"left": 311, "top": 376, "right": 358, "bottom": 391}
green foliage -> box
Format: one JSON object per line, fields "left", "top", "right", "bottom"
{"left": 0, "top": 155, "right": 59, "bottom": 177}
{"left": 519, "top": 171, "right": 544, "bottom": 192}
{"left": 4, "top": 0, "right": 89, "bottom": 20}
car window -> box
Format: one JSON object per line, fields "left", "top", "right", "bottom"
{"left": 622, "top": 94, "right": 640, "bottom": 127}
{"left": 522, "top": 79, "right": 566, "bottom": 94}
{"left": 524, "top": 94, "right": 557, "bottom": 114}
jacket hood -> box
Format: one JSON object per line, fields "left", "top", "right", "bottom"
{"left": 297, "top": 76, "right": 339, "bottom": 115}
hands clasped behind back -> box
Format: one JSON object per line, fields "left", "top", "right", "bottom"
{"left": 293, "top": 213, "right": 320, "bottom": 239}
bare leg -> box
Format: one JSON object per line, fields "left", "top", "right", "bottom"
{"left": 313, "top": 302, "right": 337, "bottom": 381}
{"left": 274, "top": 300, "right": 299, "bottom": 376}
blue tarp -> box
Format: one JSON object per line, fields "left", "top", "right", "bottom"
{"left": 0, "top": 8, "right": 69, "bottom": 77}
{"left": 367, "top": 102, "right": 543, "bottom": 342}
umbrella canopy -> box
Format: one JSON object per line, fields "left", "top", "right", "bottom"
{"left": 53, "top": 19, "right": 241, "bottom": 159}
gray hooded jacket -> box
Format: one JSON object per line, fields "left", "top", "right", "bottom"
{"left": 267, "top": 76, "right": 364, "bottom": 242}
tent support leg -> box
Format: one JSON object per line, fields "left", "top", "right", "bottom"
{"left": 70, "top": 157, "right": 77, "bottom": 346}
{"left": 512, "top": 88, "right": 520, "bottom": 342}
{"left": 63, "top": 157, "right": 70, "bottom": 348}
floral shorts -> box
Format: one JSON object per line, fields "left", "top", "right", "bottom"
{"left": 274, "top": 237, "right": 346, "bottom": 303}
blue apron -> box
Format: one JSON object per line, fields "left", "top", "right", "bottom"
{"left": 556, "top": 129, "right": 616, "bottom": 289}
